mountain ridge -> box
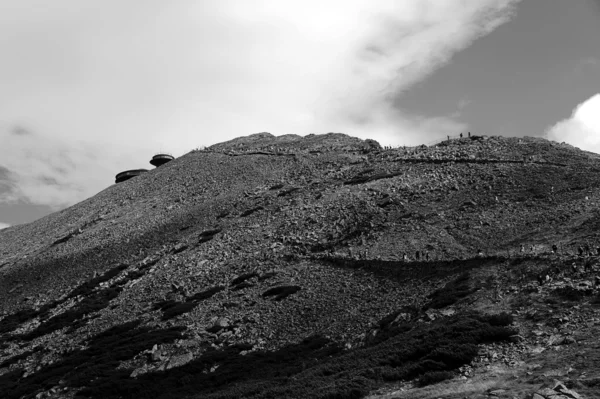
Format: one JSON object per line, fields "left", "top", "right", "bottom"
{"left": 2, "top": 133, "right": 600, "bottom": 398}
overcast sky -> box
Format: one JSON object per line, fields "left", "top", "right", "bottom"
{"left": 1, "top": 0, "right": 600, "bottom": 228}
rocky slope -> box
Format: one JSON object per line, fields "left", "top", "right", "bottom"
{"left": 1, "top": 132, "right": 600, "bottom": 398}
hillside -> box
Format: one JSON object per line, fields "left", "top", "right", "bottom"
{"left": 1, "top": 133, "right": 600, "bottom": 398}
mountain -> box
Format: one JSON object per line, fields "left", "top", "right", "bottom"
{"left": 1, "top": 132, "right": 600, "bottom": 399}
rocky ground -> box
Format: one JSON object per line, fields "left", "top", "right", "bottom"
{"left": 1, "top": 133, "right": 600, "bottom": 398}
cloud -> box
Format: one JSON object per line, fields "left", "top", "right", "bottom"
{"left": 0, "top": 0, "right": 520, "bottom": 210}
{"left": 545, "top": 94, "right": 600, "bottom": 153}
{"left": 0, "top": 222, "right": 9, "bottom": 230}
{"left": 0, "top": 124, "right": 123, "bottom": 208}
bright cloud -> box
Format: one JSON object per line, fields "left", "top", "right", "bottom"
{"left": 546, "top": 94, "right": 600, "bottom": 154}
{"left": 0, "top": 0, "right": 520, "bottom": 210}
{"left": 0, "top": 222, "right": 9, "bottom": 230}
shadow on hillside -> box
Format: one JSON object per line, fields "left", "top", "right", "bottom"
{"left": 0, "top": 211, "right": 225, "bottom": 339}
{"left": 0, "top": 312, "right": 515, "bottom": 399}
{"left": 0, "top": 200, "right": 229, "bottom": 311}
{"left": 1, "top": 263, "right": 149, "bottom": 340}
{"left": 317, "top": 255, "right": 507, "bottom": 281}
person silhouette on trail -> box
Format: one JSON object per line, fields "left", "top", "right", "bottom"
{"left": 415, "top": 251, "right": 420, "bottom": 261}
{"left": 552, "top": 244, "right": 558, "bottom": 254}
{"left": 460, "top": 133, "right": 463, "bottom": 138}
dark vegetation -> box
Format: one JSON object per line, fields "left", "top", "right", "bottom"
{"left": 262, "top": 285, "right": 301, "bottom": 300}
{"left": 0, "top": 311, "right": 513, "bottom": 399}
{"left": 68, "top": 264, "right": 128, "bottom": 299}
{"left": 0, "top": 264, "right": 131, "bottom": 338}
{"left": 154, "top": 286, "right": 225, "bottom": 320}
{"left": 240, "top": 206, "right": 264, "bottom": 217}
{"left": 277, "top": 187, "right": 300, "bottom": 197}
{"left": 20, "top": 286, "right": 123, "bottom": 340}
{"left": 344, "top": 171, "right": 403, "bottom": 185}
{"left": 0, "top": 321, "right": 186, "bottom": 399}
{"left": 319, "top": 256, "right": 503, "bottom": 284}
{"left": 171, "top": 244, "right": 188, "bottom": 254}
{"left": 231, "top": 272, "right": 259, "bottom": 286}
{"left": 417, "top": 371, "right": 454, "bottom": 387}
{"left": 553, "top": 286, "right": 592, "bottom": 302}
{"left": 198, "top": 228, "right": 221, "bottom": 244}
{"left": 424, "top": 272, "right": 478, "bottom": 309}
{"left": 51, "top": 230, "right": 81, "bottom": 246}
{"left": 0, "top": 347, "right": 38, "bottom": 369}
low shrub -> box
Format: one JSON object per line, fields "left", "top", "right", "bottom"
{"left": 21, "top": 287, "right": 123, "bottom": 339}
{"left": 231, "top": 272, "right": 259, "bottom": 286}
{"left": 262, "top": 285, "right": 301, "bottom": 300}
{"left": 481, "top": 312, "right": 514, "bottom": 326}
{"left": 155, "top": 286, "right": 225, "bottom": 320}
{"left": 553, "top": 286, "right": 589, "bottom": 301}
{"left": 416, "top": 371, "right": 453, "bottom": 387}
{"left": 425, "top": 272, "right": 477, "bottom": 309}
{"left": 2, "top": 311, "right": 515, "bottom": 399}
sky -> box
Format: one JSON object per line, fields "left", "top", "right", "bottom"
{"left": 1, "top": 0, "right": 599, "bottom": 228}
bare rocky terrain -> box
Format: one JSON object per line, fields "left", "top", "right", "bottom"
{"left": 1, "top": 132, "right": 600, "bottom": 398}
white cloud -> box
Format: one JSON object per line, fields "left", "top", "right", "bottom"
{"left": 0, "top": 222, "right": 10, "bottom": 230}
{"left": 0, "top": 0, "right": 520, "bottom": 209}
{"left": 545, "top": 94, "right": 600, "bottom": 153}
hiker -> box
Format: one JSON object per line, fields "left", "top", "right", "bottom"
{"left": 552, "top": 244, "right": 558, "bottom": 254}
{"left": 572, "top": 263, "right": 578, "bottom": 274}
{"left": 597, "top": 246, "right": 600, "bottom": 256}
{"left": 477, "top": 248, "right": 483, "bottom": 257}
{"left": 402, "top": 252, "right": 408, "bottom": 262}
{"left": 415, "top": 250, "right": 420, "bottom": 261}
{"left": 530, "top": 244, "right": 535, "bottom": 254}
{"left": 520, "top": 244, "right": 525, "bottom": 254}
{"left": 585, "top": 243, "right": 590, "bottom": 256}
{"left": 468, "top": 132, "right": 471, "bottom": 137}
{"left": 460, "top": 133, "right": 463, "bottom": 138}
{"left": 425, "top": 251, "right": 430, "bottom": 261}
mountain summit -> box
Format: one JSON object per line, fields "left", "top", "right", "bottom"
{"left": 2, "top": 133, "right": 600, "bottom": 398}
